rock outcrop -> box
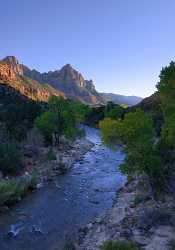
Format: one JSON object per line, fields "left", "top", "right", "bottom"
{"left": 0, "top": 60, "right": 65, "bottom": 102}
{"left": 0, "top": 61, "right": 17, "bottom": 82}
{"left": 22, "top": 62, "right": 104, "bottom": 105}
{"left": 1, "top": 56, "right": 104, "bottom": 105}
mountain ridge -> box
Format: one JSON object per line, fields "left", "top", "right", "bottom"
{"left": 2, "top": 56, "right": 104, "bottom": 105}
{"left": 101, "top": 92, "right": 142, "bottom": 106}
{"left": 1, "top": 56, "right": 142, "bottom": 106}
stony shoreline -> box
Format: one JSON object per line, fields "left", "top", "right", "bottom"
{"left": 0, "top": 136, "right": 94, "bottom": 213}
{"left": 27, "top": 136, "right": 95, "bottom": 184}
{"left": 74, "top": 176, "right": 175, "bottom": 250}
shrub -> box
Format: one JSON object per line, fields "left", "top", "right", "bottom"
{"left": 46, "top": 148, "right": 57, "bottom": 161}
{"left": 0, "top": 142, "right": 23, "bottom": 175}
{"left": 0, "top": 179, "right": 26, "bottom": 206}
{"left": 0, "top": 173, "right": 38, "bottom": 207}
{"left": 99, "top": 118, "right": 122, "bottom": 146}
{"left": 102, "top": 240, "right": 138, "bottom": 250}
{"left": 29, "top": 169, "right": 39, "bottom": 189}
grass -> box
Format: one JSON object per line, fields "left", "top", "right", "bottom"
{"left": 0, "top": 170, "right": 38, "bottom": 208}
{"left": 101, "top": 240, "right": 138, "bottom": 250}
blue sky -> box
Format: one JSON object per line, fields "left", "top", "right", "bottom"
{"left": 1, "top": 0, "right": 175, "bottom": 97}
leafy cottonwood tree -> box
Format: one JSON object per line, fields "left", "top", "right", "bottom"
{"left": 100, "top": 110, "right": 164, "bottom": 189}
{"left": 35, "top": 96, "right": 87, "bottom": 145}
{"left": 157, "top": 61, "right": 175, "bottom": 148}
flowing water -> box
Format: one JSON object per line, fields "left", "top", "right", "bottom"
{"left": 0, "top": 126, "right": 126, "bottom": 250}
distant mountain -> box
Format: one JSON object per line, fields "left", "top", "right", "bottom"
{"left": 1, "top": 56, "right": 141, "bottom": 106}
{"left": 1, "top": 56, "right": 104, "bottom": 105}
{"left": 101, "top": 93, "right": 142, "bottom": 106}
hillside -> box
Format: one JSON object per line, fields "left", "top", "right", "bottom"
{"left": 101, "top": 92, "right": 142, "bottom": 106}
{"left": 2, "top": 56, "right": 104, "bottom": 105}
{"left": 0, "top": 59, "right": 65, "bottom": 102}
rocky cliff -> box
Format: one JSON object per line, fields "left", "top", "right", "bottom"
{"left": 1, "top": 56, "right": 104, "bottom": 105}
{"left": 0, "top": 59, "right": 65, "bottom": 102}
{"left": 22, "top": 62, "right": 104, "bottom": 105}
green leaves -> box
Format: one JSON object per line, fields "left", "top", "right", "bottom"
{"left": 100, "top": 109, "right": 165, "bottom": 189}
{"left": 157, "top": 61, "right": 175, "bottom": 148}
{"left": 35, "top": 111, "right": 56, "bottom": 144}
{"left": 35, "top": 96, "right": 89, "bottom": 145}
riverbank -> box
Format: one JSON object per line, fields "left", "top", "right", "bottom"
{"left": 33, "top": 136, "right": 94, "bottom": 183}
{"left": 0, "top": 126, "right": 125, "bottom": 250}
{"left": 0, "top": 133, "right": 94, "bottom": 213}
{"left": 75, "top": 176, "right": 175, "bottom": 250}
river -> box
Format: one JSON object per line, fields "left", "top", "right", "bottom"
{"left": 0, "top": 126, "right": 126, "bottom": 250}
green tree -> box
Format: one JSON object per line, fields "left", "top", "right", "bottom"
{"left": 35, "top": 111, "right": 56, "bottom": 144}
{"left": 105, "top": 106, "right": 123, "bottom": 120}
{"left": 100, "top": 110, "right": 164, "bottom": 189}
{"left": 99, "top": 118, "right": 122, "bottom": 146}
{"left": 35, "top": 96, "right": 80, "bottom": 145}
{"left": 157, "top": 61, "right": 175, "bottom": 148}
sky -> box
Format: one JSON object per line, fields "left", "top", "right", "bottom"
{"left": 1, "top": 0, "right": 175, "bottom": 97}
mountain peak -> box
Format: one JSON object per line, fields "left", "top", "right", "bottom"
{"left": 64, "top": 63, "right": 72, "bottom": 68}
{"left": 60, "top": 63, "right": 74, "bottom": 72}
{"left": 2, "top": 56, "right": 23, "bottom": 75}
{"left": 3, "top": 56, "right": 19, "bottom": 65}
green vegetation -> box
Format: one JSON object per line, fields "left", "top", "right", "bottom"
{"left": 100, "top": 110, "right": 164, "bottom": 190}
{"left": 102, "top": 240, "right": 138, "bottom": 250}
{"left": 35, "top": 96, "right": 89, "bottom": 145}
{"left": 157, "top": 61, "right": 175, "bottom": 148}
{"left": 0, "top": 89, "right": 42, "bottom": 141}
{"left": 46, "top": 148, "right": 57, "bottom": 161}
{"left": 0, "top": 172, "right": 38, "bottom": 207}
{"left": 99, "top": 118, "right": 122, "bottom": 146}
{"left": 100, "top": 61, "right": 175, "bottom": 192}
{"left": 0, "top": 142, "right": 23, "bottom": 175}
{"left": 85, "top": 102, "right": 124, "bottom": 127}
{"left": 105, "top": 102, "right": 123, "bottom": 120}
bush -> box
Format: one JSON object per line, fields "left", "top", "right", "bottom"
{"left": 102, "top": 240, "right": 138, "bottom": 250}
{"left": 46, "top": 148, "right": 57, "bottom": 161}
{"left": 29, "top": 169, "right": 39, "bottom": 189}
{"left": 99, "top": 118, "right": 122, "bottom": 146}
{"left": 0, "top": 173, "right": 38, "bottom": 207}
{"left": 0, "top": 142, "right": 23, "bottom": 175}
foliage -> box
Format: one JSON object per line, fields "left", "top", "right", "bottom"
{"left": 70, "top": 100, "right": 91, "bottom": 123}
{"left": 101, "top": 240, "right": 138, "bottom": 250}
{"left": 0, "top": 89, "right": 42, "bottom": 141}
{"left": 99, "top": 118, "right": 122, "bottom": 146}
{"left": 49, "top": 96, "right": 77, "bottom": 141}
{"left": 0, "top": 142, "right": 23, "bottom": 175}
{"left": 85, "top": 102, "right": 124, "bottom": 127}
{"left": 105, "top": 106, "right": 123, "bottom": 120}
{"left": 35, "top": 111, "right": 56, "bottom": 144}
{"left": 157, "top": 61, "right": 175, "bottom": 148}
{"left": 29, "top": 169, "right": 39, "bottom": 189}
{"left": 35, "top": 96, "right": 86, "bottom": 145}
{"left": 100, "top": 109, "right": 165, "bottom": 189}
{"left": 0, "top": 174, "right": 38, "bottom": 206}
{"left": 46, "top": 148, "right": 57, "bottom": 161}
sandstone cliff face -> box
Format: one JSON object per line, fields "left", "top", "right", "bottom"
{"left": 0, "top": 61, "right": 65, "bottom": 102}
{"left": 3, "top": 56, "right": 24, "bottom": 75}
{"left": 23, "top": 63, "right": 104, "bottom": 105}
{"left": 0, "top": 61, "right": 17, "bottom": 82}
{"left": 1, "top": 56, "right": 104, "bottom": 105}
